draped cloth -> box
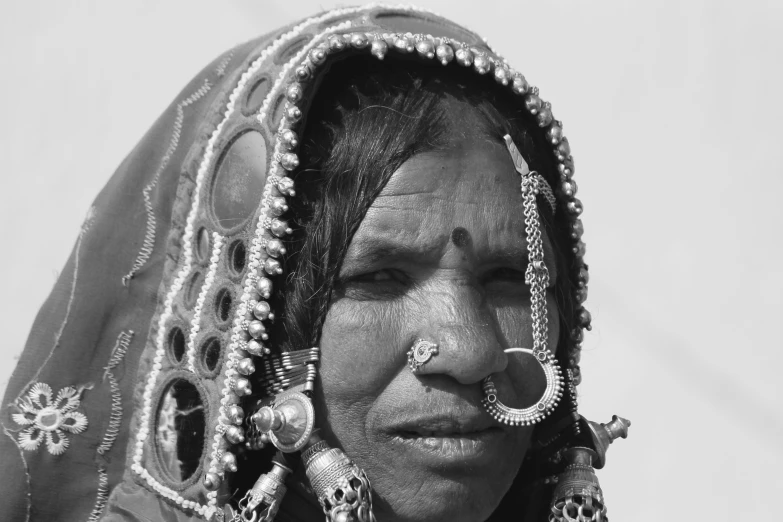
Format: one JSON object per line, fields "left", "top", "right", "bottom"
{"left": 0, "top": 6, "right": 587, "bottom": 521}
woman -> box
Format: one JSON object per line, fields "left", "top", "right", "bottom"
{"left": 0, "top": 6, "right": 629, "bottom": 521}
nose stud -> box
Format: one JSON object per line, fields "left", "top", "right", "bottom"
{"left": 407, "top": 339, "right": 439, "bottom": 373}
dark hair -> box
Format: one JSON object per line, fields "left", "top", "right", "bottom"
{"left": 266, "top": 56, "right": 577, "bottom": 519}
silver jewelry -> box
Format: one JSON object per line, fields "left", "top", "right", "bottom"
{"left": 482, "top": 348, "right": 563, "bottom": 426}
{"left": 481, "top": 136, "right": 563, "bottom": 426}
{"left": 406, "top": 339, "right": 438, "bottom": 373}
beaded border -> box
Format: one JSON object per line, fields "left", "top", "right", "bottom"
{"left": 204, "top": 15, "right": 360, "bottom": 497}
{"left": 129, "top": 5, "right": 376, "bottom": 518}
{"left": 186, "top": 233, "right": 225, "bottom": 372}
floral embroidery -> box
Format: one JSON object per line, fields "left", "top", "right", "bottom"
{"left": 12, "top": 382, "right": 88, "bottom": 455}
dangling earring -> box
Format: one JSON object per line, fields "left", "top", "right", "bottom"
{"left": 481, "top": 135, "right": 563, "bottom": 426}
{"left": 300, "top": 432, "right": 376, "bottom": 522}
{"left": 235, "top": 456, "right": 292, "bottom": 522}
{"left": 244, "top": 348, "right": 377, "bottom": 522}
{"left": 239, "top": 350, "right": 319, "bottom": 522}
{"left": 549, "top": 415, "right": 631, "bottom": 522}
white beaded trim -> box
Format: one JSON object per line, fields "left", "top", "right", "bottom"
{"left": 206, "top": 14, "right": 361, "bottom": 496}
{"left": 129, "top": 5, "right": 375, "bottom": 518}
{"left": 186, "top": 233, "right": 225, "bottom": 372}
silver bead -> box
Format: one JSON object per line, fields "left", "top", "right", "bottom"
{"left": 537, "top": 107, "right": 553, "bottom": 127}
{"left": 280, "top": 129, "right": 298, "bottom": 151}
{"left": 473, "top": 53, "right": 490, "bottom": 74}
{"left": 264, "top": 258, "right": 283, "bottom": 276}
{"left": 220, "top": 451, "right": 238, "bottom": 472}
{"left": 567, "top": 198, "right": 583, "bottom": 216}
{"left": 276, "top": 177, "right": 295, "bottom": 197}
{"left": 371, "top": 39, "right": 388, "bottom": 60}
{"left": 435, "top": 43, "right": 454, "bottom": 65}
{"left": 570, "top": 219, "right": 584, "bottom": 240}
{"left": 266, "top": 238, "right": 286, "bottom": 258}
{"left": 512, "top": 75, "right": 529, "bottom": 95}
{"left": 572, "top": 240, "right": 586, "bottom": 257}
{"left": 253, "top": 301, "right": 271, "bottom": 320}
{"left": 556, "top": 138, "right": 571, "bottom": 160}
{"left": 524, "top": 93, "right": 542, "bottom": 115}
{"left": 416, "top": 39, "right": 435, "bottom": 58}
{"left": 558, "top": 164, "right": 572, "bottom": 180}
{"left": 247, "top": 320, "right": 267, "bottom": 339}
{"left": 286, "top": 83, "right": 304, "bottom": 104}
{"left": 255, "top": 276, "right": 273, "bottom": 298}
{"left": 393, "top": 35, "right": 414, "bottom": 53}
{"left": 575, "top": 288, "right": 587, "bottom": 304}
{"left": 270, "top": 219, "right": 292, "bottom": 238}
{"left": 269, "top": 197, "right": 288, "bottom": 216}
{"left": 494, "top": 65, "right": 510, "bottom": 85}
{"left": 295, "top": 64, "right": 312, "bottom": 82}
{"left": 561, "top": 179, "right": 577, "bottom": 197}
{"left": 350, "top": 32, "right": 369, "bottom": 49}
{"left": 285, "top": 105, "right": 302, "bottom": 123}
{"left": 578, "top": 308, "right": 592, "bottom": 329}
{"left": 237, "top": 358, "right": 256, "bottom": 376}
{"left": 547, "top": 123, "right": 563, "bottom": 145}
{"left": 245, "top": 339, "right": 266, "bottom": 357}
{"left": 232, "top": 377, "right": 252, "bottom": 397}
{"left": 572, "top": 366, "right": 582, "bottom": 386}
{"left": 578, "top": 266, "right": 590, "bottom": 287}
{"left": 279, "top": 153, "right": 299, "bottom": 171}
{"left": 227, "top": 404, "right": 245, "bottom": 424}
{"left": 455, "top": 47, "right": 473, "bottom": 67}
{"left": 204, "top": 472, "right": 222, "bottom": 491}
{"left": 308, "top": 46, "right": 328, "bottom": 67}
{"left": 328, "top": 34, "right": 346, "bottom": 51}
{"left": 225, "top": 425, "right": 246, "bottom": 444}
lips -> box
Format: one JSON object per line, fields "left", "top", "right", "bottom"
{"left": 381, "top": 412, "right": 509, "bottom": 467}
{"left": 389, "top": 414, "right": 498, "bottom": 438}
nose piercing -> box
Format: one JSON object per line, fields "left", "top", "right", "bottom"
{"left": 481, "top": 347, "right": 563, "bottom": 426}
{"left": 407, "top": 339, "right": 439, "bottom": 373}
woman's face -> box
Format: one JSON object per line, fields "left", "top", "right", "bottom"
{"left": 315, "top": 137, "right": 560, "bottom": 522}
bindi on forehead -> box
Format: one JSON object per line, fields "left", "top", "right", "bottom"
{"left": 450, "top": 227, "right": 471, "bottom": 248}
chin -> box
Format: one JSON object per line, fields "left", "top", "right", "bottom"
{"left": 359, "top": 431, "right": 525, "bottom": 522}
{"left": 372, "top": 471, "right": 509, "bottom": 522}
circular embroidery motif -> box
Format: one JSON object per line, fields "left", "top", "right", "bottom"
{"left": 11, "top": 382, "right": 88, "bottom": 455}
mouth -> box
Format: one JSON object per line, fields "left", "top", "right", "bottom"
{"left": 385, "top": 416, "right": 508, "bottom": 465}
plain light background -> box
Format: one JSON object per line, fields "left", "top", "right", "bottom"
{"left": 1, "top": 1, "right": 781, "bottom": 519}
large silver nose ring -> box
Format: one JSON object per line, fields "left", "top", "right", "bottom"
{"left": 407, "top": 339, "right": 439, "bottom": 373}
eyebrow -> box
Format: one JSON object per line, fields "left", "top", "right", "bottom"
{"left": 340, "top": 233, "right": 559, "bottom": 283}
{"left": 341, "top": 237, "right": 444, "bottom": 274}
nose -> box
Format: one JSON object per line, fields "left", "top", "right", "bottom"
{"left": 413, "top": 277, "right": 507, "bottom": 384}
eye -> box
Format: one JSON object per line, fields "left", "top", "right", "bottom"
{"left": 337, "top": 268, "right": 411, "bottom": 301}
{"left": 355, "top": 270, "right": 393, "bottom": 282}
{"left": 352, "top": 268, "right": 408, "bottom": 284}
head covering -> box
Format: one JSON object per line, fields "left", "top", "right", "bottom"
{"left": 0, "top": 5, "right": 595, "bottom": 521}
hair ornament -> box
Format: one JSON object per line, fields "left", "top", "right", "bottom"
{"left": 233, "top": 456, "right": 292, "bottom": 522}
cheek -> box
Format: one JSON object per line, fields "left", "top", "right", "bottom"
{"left": 317, "top": 298, "right": 407, "bottom": 407}
{"left": 489, "top": 292, "right": 560, "bottom": 349}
